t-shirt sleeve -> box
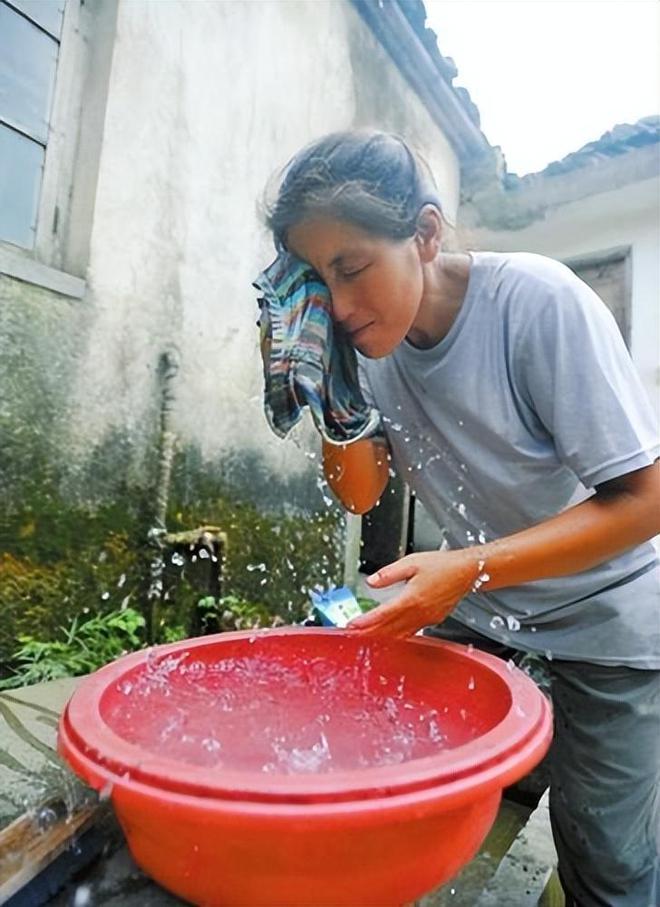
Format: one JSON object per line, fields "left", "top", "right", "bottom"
{"left": 516, "top": 263, "right": 660, "bottom": 488}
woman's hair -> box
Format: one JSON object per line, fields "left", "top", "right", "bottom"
{"left": 264, "top": 130, "right": 443, "bottom": 249}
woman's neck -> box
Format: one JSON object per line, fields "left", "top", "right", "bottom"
{"left": 406, "top": 252, "right": 472, "bottom": 349}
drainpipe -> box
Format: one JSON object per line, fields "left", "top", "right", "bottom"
{"left": 146, "top": 347, "right": 180, "bottom": 642}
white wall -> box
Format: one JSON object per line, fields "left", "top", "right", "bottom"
{"left": 465, "top": 175, "right": 660, "bottom": 418}
{"left": 67, "top": 0, "right": 461, "bottom": 484}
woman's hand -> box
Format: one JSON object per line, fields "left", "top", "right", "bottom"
{"left": 347, "top": 549, "right": 481, "bottom": 638}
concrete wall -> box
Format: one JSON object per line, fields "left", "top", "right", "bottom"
{"left": 1, "top": 0, "right": 461, "bottom": 507}
{"left": 463, "top": 174, "right": 660, "bottom": 419}
{"left": 64, "top": 0, "right": 461, "bottom": 495}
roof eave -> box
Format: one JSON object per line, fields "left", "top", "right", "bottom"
{"left": 350, "top": 0, "right": 492, "bottom": 166}
{"left": 461, "top": 141, "right": 660, "bottom": 232}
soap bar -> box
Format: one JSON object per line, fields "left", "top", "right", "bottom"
{"left": 309, "top": 586, "right": 362, "bottom": 627}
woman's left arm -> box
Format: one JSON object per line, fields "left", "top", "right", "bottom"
{"left": 348, "top": 461, "right": 660, "bottom": 637}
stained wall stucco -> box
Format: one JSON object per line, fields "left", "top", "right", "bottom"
{"left": 62, "top": 0, "right": 461, "bottom": 489}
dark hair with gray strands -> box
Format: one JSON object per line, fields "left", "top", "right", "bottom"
{"left": 264, "top": 130, "right": 444, "bottom": 250}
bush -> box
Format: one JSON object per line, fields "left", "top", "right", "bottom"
{"left": 0, "top": 607, "right": 145, "bottom": 689}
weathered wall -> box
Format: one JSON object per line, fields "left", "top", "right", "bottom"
{"left": 462, "top": 174, "right": 660, "bottom": 419}
{"left": 0, "top": 0, "right": 461, "bottom": 664}
{"left": 69, "top": 0, "right": 460, "bottom": 484}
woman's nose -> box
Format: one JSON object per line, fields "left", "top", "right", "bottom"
{"left": 330, "top": 288, "right": 355, "bottom": 327}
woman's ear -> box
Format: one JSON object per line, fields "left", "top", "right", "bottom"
{"left": 414, "top": 205, "right": 442, "bottom": 263}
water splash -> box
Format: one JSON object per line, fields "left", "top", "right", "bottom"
{"left": 101, "top": 644, "right": 488, "bottom": 775}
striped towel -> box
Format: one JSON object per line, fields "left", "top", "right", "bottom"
{"left": 253, "top": 252, "right": 382, "bottom": 445}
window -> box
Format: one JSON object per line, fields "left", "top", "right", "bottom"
{"left": 565, "top": 247, "right": 632, "bottom": 348}
{"left": 0, "top": 0, "right": 65, "bottom": 249}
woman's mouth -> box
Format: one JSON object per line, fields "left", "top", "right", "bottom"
{"left": 349, "top": 322, "right": 373, "bottom": 342}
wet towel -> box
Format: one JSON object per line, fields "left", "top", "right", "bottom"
{"left": 253, "top": 252, "right": 382, "bottom": 445}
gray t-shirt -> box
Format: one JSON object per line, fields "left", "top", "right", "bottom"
{"left": 359, "top": 252, "right": 660, "bottom": 667}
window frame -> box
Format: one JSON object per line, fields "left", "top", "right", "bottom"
{"left": 0, "top": 0, "right": 116, "bottom": 297}
{"left": 563, "top": 245, "right": 633, "bottom": 348}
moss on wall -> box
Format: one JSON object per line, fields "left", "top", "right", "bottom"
{"left": 0, "top": 428, "right": 343, "bottom": 675}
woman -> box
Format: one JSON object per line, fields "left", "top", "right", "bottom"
{"left": 261, "top": 131, "right": 660, "bottom": 906}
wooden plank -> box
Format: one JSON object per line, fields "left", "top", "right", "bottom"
{"left": 0, "top": 678, "right": 105, "bottom": 901}
{"left": 475, "top": 790, "right": 558, "bottom": 906}
{"left": 0, "top": 802, "right": 101, "bottom": 902}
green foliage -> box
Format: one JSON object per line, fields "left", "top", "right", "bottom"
{"left": 0, "top": 435, "right": 344, "bottom": 681}
{"left": 0, "top": 530, "right": 144, "bottom": 667}
{"left": 0, "top": 608, "right": 146, "bottom": 690}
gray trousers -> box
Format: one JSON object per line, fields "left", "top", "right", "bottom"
{"left": 424, "top": 619, "right": 660, "bottom": 906}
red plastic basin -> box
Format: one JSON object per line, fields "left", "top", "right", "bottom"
{"left": 58, "top": 628, "right": 552, "bottom": 906}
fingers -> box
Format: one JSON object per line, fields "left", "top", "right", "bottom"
{"left": 366, "top": 556, "right": 418, "bottom": 588}
{"left": 347, "top": 591, "right": 419, "bottom": 635}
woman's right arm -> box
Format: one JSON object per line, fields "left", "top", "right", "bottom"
{"left": 322, "top": 438, "right": 391, "bottom": 514}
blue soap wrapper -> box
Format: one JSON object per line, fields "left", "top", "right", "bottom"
{"left": 309, "top": 586, "right": 362, "bottom": 627}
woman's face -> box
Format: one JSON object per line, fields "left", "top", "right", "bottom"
{"left": 286, "top": 216, "right": 424, "bottom": 359}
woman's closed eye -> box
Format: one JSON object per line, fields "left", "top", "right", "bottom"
{"left": 339, "top": 263, "right": 371, "bottom": 281}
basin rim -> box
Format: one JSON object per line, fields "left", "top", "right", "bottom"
{"left": 59, "top": 628, "right": 553, "bottom": 805}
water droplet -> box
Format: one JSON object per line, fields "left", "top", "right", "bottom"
{"left": 468, "top": 676, "right": 476, "bottom": 690}
{"left": 489, "top": 615, "right": 506, "bottom": 631}
{"left": 545, "top": 649, "right": 553, "bottom": 661}
{"left": 247, "top": 563, "right": 267, "bottom": 572}
{"left": 506, "top": 615, "right": 520, "bottom": 631}
{"left": 171, "top": 552, "right": 185, "bottom": 567}
{"left": 36, "top": 806, "right": 59, "bottom": 831}
{"left": 73, "top": 886, "right": 92, "bottom": 907}
{"left": 117, "top": 573, "right": 126, "bottom": 588}
{"left": 202, "top": 737, "right": 222, "bottom": 754}
{"left": 100, "top": 591, "right": 110, "bottom": 601}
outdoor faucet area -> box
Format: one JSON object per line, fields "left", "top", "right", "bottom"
{"left": 1, "top": 0, "right": 658, "bottom": 905}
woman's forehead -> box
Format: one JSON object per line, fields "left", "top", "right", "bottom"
{"left": 287, "top": 217, "right": 377, "bottom": 268}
